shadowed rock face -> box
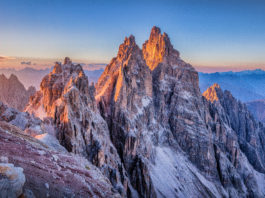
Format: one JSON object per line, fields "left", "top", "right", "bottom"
{"left": 25, "top": 57, "right": 131, "bottom": 196}
{"left": 0, "top": 121, "right": 121, "bottom": 198}
{"left": 202, "top": 84, "right": 265, "bottom": 197}
{"left": 203, "top": 84, "right": 265, "bottom": 173}
{"left": 96, "top": 27, "right": 265, "bottom": 197}
{"left": 0, "top": 74, "right": 36, "bottom": 111}
{"left": 246, "top": 99, "right": 265, "bottom": 125}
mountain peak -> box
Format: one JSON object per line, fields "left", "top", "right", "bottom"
{"left": 142, "top": 26, "right": 179, "bottom": 70}
{"left": 124, "top": 35, "right": 136, "bottom": 46}
{"left": 52, "top": 62, "right": 63, "bottom": 74}
{"left": 63, "top": 57, "right": 72, "bottom": 65}
{"left": 202, "top": 83, "right": 222, "bottom": 103}
{"left": 150, "top": 26, "right": 161, "bottom": 39}
{"left": 116, "top": 35, "right": 141, "bottom": 63}
{"left": 9, "top": 74, "right": 19, "bottom": 81}
{"left": 0, "top": 74, "right": 7, "bottom": 81}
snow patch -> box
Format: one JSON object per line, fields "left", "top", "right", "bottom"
{"left": 142, "top": 96, "right": 151, "bottom": 107}
{"left": 150, "top": 147, "right": 222, "bottom": 198}
{"left": 35, "top": 133, "right": 67, "bottom": 152}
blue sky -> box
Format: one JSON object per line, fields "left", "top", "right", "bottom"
{"left": 0, "top": 0, "right": 265, "bottom": 69}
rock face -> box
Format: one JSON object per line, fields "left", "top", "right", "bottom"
{"left": 199, "top": 69, "right": 265, "bottom": 102}
{"left": 246, "top": 99, "right": 265, "bottom": 125}
{"left": 202, "top": 84, "right": 265, "bottom": 197}
{"left": 96, "top": 26, "right": 265, "bottom": 197}
{"left": 0, "top": 121, "right": 120, "bottom": 198}
{"left": 26, "top": 58, "right": 131, "bottom": 195}
{"left": 0, "top": 161, "right": 26, "bottom": 198}
{"left": 0, "top": 74, "right": 36, "bottom": 111}
{"left": 203, "top": 84, "right": 265, "bottom": 172}
{"left": 96, "top": 35, "right": 155, "bottom": 197}
{"left": 142, "top": 26, "right": 179, "bottom": 71}
{"left": 0, "top": 101, "right": 64, "bottom": 152}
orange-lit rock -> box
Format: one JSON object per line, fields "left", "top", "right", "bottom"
{"left": 202, "top": 83, "right": 221, "bottom": 103}
{"left": 96, "top": 26, "right": 265, "bottom": 198}
{"left": 26, "top": 57, "right": 131, "bottom": 196}
{"left": 142, "top": 26, "right": 179, "bottom": 70}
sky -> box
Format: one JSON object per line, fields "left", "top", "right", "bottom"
{"left": 0, "top": 0, "right": 265, "bottom": 71}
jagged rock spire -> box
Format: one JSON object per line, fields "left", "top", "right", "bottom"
{"left": 26, "top": 58, "right": 130, "bottom": 195}
{"left": 142, "top": 26, "right": 179, "bottom": 70}
{"left": 52, "top": 62, "right": 63, "bottom": 74}
{"left": 117, "top": 35, "right": 137, "bottom": 61}
{"left": 202, "top": 83, "right": 221, "bottom": 103}
{"left": 95, "top": 34, "right": 151, "bottom": 103}
{"left": 63, "top": 57, "right": 72, "bottom": 65}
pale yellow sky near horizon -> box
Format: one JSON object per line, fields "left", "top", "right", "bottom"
{"left": 0, "top": 55, "right": 265, "bottom": 72}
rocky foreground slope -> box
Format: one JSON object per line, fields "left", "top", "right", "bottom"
{"left": 0, "top": 121, "right": 120, "bottom": 198}
{"left": 25, "top": 57, "right": 134, "bottom": 196}
{"left": 2, "top": 26, "right": 265, "bottom": 198}
{"left": 0, "top": 74, "right": 36, "bottom": 111}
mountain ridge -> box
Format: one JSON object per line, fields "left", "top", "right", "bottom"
{"left": 0, "top": 73, "right": 36, "bottom": 111}
{"left": 95, "top": 26, "right": 265, "bottom": 197}
{"left": 1, "top": 26, "right": 265, "bottom": 197}
{"left": 199, "top": 69, "right": 265, "bottom": 102}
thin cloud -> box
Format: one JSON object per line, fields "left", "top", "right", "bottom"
{"left": 0, "top": 56, "right": 15, "bottom": 61}
{"left": 21, "top": 61, "right": 31, "bottom": 65}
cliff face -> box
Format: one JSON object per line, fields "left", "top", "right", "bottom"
{"left": 203, "top": 84, "right": 265, "bottom": 171}
{"left": 96, "top": 26, "right": 265, "bottom": 197}
{"left": 19, "top": 27, "right": 265, "bottom": 198}
{"left": 0, "top": 121, "right": 121, "bottom": 198}
{"left": 246, "top": 99, "right": 265, "bottom": 125}
{"left": 142, "top": 26, "right": 179, "bottom": 71}
{"left": 96, "top": 27, "right": 218, "bottom": 197}
{"left": 25, "top": 58, "right": 131, "bottom": 195}
{"left": 202, "top": 84, "right": 265, "bottom": 197}
{"left": 96, "top": 35, "right": 156, "bottom": 197}
{"left": 0, "top": 74, "right": 36, "bottom": 111}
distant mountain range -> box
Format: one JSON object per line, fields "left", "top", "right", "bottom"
{"left": 2, "top": 67, "right": 264, "bottom": 104}
{"left": 0, "top": 67, "right": 51, "bottom": 89}
{"left": 0, "top": 73, "right": 36, "bottom": 111}
{"left": 199, "top": 69, "right": 265, "bottom": 102}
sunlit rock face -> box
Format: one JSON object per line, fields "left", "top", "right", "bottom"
{"left": 0, "top": 74, "right": 36, "bottom": 111}
{"left": 96, "top": 27, "right": 265, "bottom": 198}
{"left": 96, "top": 27, "right": 218, "bottom": 197}
{"left": 0, "top": 121, "right": 121, "bottom": 198}
{"left": 142, "top": 26, "right": 179, "bottom": 71}
{"left": 26, "top": 57, "right": 130, "bottom": 196}
{"left": 96, "top": 35, "right": 155, "bottom": 197}
{"left": 202, "top": 83, "right": 221, "bottom": 103}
